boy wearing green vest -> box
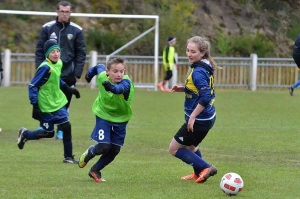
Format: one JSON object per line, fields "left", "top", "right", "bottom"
{"left": 17, "top": 39, "right": 80, "bottom": 164}
{"left": 78, "top": 57, "right": 135, "bottom": 183}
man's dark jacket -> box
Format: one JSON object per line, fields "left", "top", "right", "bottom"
{"left": 35, "top": 17, "right": 86, "bottom": 85}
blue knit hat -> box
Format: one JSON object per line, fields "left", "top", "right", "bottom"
{"left": 44, "top": 39, "right": 60, "bottom": 58}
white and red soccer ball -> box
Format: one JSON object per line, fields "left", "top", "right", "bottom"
{"left": 220, "top": 172, "right": 244, "bottom": 196}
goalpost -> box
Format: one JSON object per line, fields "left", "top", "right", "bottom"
{"left": 0, "top": 10, "right": 160, "bottom": 91}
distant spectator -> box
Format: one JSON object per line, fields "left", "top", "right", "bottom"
{"left": 157, "top": 36, "right": 176, "bottom": 92}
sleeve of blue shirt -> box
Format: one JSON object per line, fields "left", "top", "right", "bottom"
{"left": 60, "top": 79, "right": 67, "bottom": 88}
{"left": 110, "top": 79, "right": 131, "bottom": 101}
{"left": 86, "top": 64, "right": 106, "bottom": 79}
{"left": 112, "top": 79, "right": 131, "bottom": 94}
{"left": 192, "top": 69, "right": 212, "bottom": 107}
{"left": 28, "top": 65, "right": 51, "bottom": 105}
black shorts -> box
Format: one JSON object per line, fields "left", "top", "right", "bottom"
{"left": 293, "top": 48, "right": 300, "bottom": 68}
{"left": 174, "top": 116, "right": 216, "bottom": 146}
{"left": 164, "top": 70, "right": 173, "bottom": 81}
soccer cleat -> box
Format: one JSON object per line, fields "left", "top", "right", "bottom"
{"left": 289, "top": 87, "right": 294, "bottom": 96}
{"left": 56, "top": 130, "right": 63, "bottom": 140}
{"left": 88, "top": 170, "right": 106, "bottom": 183}
{"left": 195, "top": 165, "right": 217, "bottom": 183}
{"left": 157, "top": 83, "right": 165, "bottom": 91}
{"left": 17, "top": 127, "right": 27, "bottom": 150}
{"left": 78, "top": 146, "right": 93, "bottom": 168}
{"left": 180, "top": 173, "right": 199, "bottom": 180}
{"left": 63, "top": 155, "right": 79, "bottom": 164}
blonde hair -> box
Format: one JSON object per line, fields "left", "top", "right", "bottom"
{"left": 187, "top": 36, "right": 220, "bottom": 70}
{"left": 106, "top": 57, "right": 125, "bottom": 70}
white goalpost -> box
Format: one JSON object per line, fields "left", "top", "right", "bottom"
{"left": 0, "top": 10, "right": 160, "bottom": 90}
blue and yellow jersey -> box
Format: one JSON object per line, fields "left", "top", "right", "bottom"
{"left": 184, "top": 59, "right": 216, "bottom": 121}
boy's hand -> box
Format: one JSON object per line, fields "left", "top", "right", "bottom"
{"left": 102, "top": 81, "right": 114, "bottom": 92}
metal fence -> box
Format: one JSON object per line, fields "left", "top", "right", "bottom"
{"left": 3, "top": 52, "right": 299, "bottom": 90}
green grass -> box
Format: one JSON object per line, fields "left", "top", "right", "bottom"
{"left": 1, "top": 87, "right": 300, "bottom": 199}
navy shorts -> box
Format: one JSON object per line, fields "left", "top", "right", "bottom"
{"left": 174, "top": 116, "right": 216, "bottom": 146}
{"left": 40, "top": 107, "right": 69, "bottom": 132}
{"left": 90, "top": 116, "right": 128, "bottom": 146}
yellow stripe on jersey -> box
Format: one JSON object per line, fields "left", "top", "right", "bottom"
{"left": 185, "top": 68, "right": 198, "bottom": 94}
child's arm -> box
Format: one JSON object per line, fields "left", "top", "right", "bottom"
{"left": 102, "top": 79, "right": 131, "bottom": 94}
{"left": 85, "top": 64, "right": 106, "bottom": 83}
{"left": 28, "top": 65, "right": 50, "bottom": 105}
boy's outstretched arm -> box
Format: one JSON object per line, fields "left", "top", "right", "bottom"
{"left": 85, "top": 64, "right": 106, "bottom": 83}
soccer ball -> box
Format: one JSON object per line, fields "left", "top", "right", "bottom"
{"left": 220, "top": 172, "right": 244, "bottom": 196}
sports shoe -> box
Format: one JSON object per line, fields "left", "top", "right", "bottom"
{"left": 157, "top": 83, "right": 165, "bottom": 91}
{"left": 180, "top": 173, "right": 198, "bottom": 180}
{"left": 289, "top": 87, "right": 294, "bottom": 96}
{"left": 63, "top": 155, "right": 79, "bottom": 164}
{"left": 89, "top": 169, "right": 106, "bottom": 183}
{"left": 78, "top": 146, "right": 94, "bottom": 168}
{"left": 17, "top": 127, "right": 27, "bottom": 150}
{"left": 195, "top": 165, "right": 217, "bottom": 183}
{"left": 56, "top": 130, "right": 63, "bottom": 140}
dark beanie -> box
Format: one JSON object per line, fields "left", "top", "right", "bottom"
{"left": 168, "top": 36, "right": 175, "bottom": 42}
{"left": 44, "top": 39, "right": 60, "bottom": 58}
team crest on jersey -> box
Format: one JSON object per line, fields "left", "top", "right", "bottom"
{"left": 67, "top": 34, "right": 73, "bottom": 40}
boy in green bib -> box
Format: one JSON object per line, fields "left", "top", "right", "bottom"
{"left": 78, "top": 57, "right": 135, "bottom": 182}
{"left": 17, "top": 39, "right": 80, "bottom": 164}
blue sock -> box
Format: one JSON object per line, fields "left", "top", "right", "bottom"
{"left": 92, "top": 153, "right": 115, "bottom": 171}
{"left": 194, "top": 148, "right": 202, "bottom": 158}
{"left": 23, "top": 129, "right": 41, "bottom": 140}
{"left": 193, "top": 148, "right": 202, "bottom": 175}
{"left": 89, "top": 145, "right": 95, "bottom": 156}
{"left": 293, "top": 80, "right": 300, "bottom": 88}
{"left": 175, "top": 148, "right": 209, "bottom": 171}
{"left": 63, "top": 140, "right": 73, "bottom": 158}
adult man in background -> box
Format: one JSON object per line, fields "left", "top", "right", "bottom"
{"left": 35, "top": 1, "right": 86, "bottom": 140}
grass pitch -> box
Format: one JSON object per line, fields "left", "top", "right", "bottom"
{"left": 0, "top": 87, "right": 299, "bottom": 199}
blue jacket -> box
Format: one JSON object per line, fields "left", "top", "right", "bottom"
{"left": 184, "top": 59, "right": 216, "bottom": 121}
{"left": 35, "top": 18, "right": 86, "bottom": 79}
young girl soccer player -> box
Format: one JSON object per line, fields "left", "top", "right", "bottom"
{"left": 169, "top": 36, "right": 219, "bottom": 183}
{"left": 17, "top": 39, "right": 80, "bottom": 164}
{"left": 78, "top": 57, "right": 135, "bottom": 183}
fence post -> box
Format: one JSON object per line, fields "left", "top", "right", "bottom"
{"left": 249, "top": 53, "right": 257, "bottom": 91}
{"left": 170, "top": 53, "right": 178, "bottom": 88}
{"left": 3, "top": 49, "right": 11, "bottom": 87}
{"left": 89, "top": 51, "right": 98, "bottom": 89}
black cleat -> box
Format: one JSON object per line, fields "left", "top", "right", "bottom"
{"left": 88, "top": 169, "right": 106, "bottom": 182}
{"left": 289, "top": 87, "right": 294, "bottom": 96}
{"left": 17, "top": 127, "right": 27, "bottom": 149}
{"left": 63, "top": 155, "right": 79, "bottom": 164}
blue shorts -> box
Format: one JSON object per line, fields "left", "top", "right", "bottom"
{"left": 40, "top": 107, "right": 69, "bottom": 132}
{"left": 90, "top": 116, "right": 128, "bottom": 146}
